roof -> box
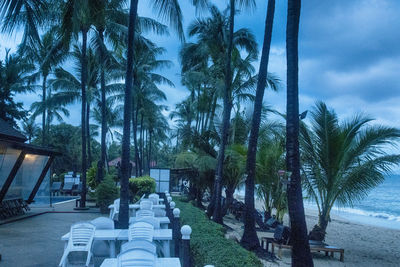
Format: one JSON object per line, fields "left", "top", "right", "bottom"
{"left": 0, "top": 119, "right": 27, "bottom": 142}
{"left": 108, "top": 157, "right": 135, "bottom": 167}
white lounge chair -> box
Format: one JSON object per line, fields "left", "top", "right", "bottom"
{"left": 109, "top": 199, "right": 120, "bottom": 220}
{"left": 90, "top": 217, "right": 114, "bottom": 263}
{"left": 140, "top": 200, "right": 153, "bottom": 210}
{"left": 135, "top": 216, "right": 160, "bottom": 229}
{"left": 128, "top": 222, "right": 154, "bottom": 242}
{"left": 59, "top": 222, "right": 95, "bottom": 267}
{"left": 153, "top": 208, "right": 166, "bottom": 217}
{"left": 120, "top": 240, "right": 157, "bottom": 255}
{"left": 117, "top": 248, "right": 156, "bottom": 267}
{"left": 136, "top": 209, "right": 154, "bottom": 218}
{"left": 148, "top": 194, "right": 159, "bottom": 205}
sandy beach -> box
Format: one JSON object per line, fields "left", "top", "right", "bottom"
{"left": 225, "top": 196, "right": 400, "bottom": 267}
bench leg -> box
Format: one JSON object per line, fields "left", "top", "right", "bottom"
{"left": 325, "top": 251, "right": 329, "bottom": 256}
{"left": 340, "top": 252, "right": 344, "bottom": 262}
{"left": 271, "top": 243, "right": 275, "bottom": 255}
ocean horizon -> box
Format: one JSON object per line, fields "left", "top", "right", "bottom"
{"left": 236, "top": 174, "right": 400, "bottom": 230}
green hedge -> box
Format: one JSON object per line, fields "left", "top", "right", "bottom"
{"left": 174, "top": 198, "right": 262, "bottom": 267}
{"left": 129, "top": 176, "right": 156, "bottom": 202}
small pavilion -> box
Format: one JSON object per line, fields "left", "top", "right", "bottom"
{"left": 0, "top": 119, "right": 60, "bottom": 219}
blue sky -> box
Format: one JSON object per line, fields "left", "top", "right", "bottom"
{"left": 2, "top": 0, "right": 400, "bottom": 130}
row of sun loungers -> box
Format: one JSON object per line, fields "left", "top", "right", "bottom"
{"left": 51, "top": 182, "right": 82, "bottom": 196}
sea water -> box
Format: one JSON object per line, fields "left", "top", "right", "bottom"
{"left": 237, "top": 175, "right": 400, "bottom": 230}
{"left": 328, "top": 174, "right": 400, "bottom": 230}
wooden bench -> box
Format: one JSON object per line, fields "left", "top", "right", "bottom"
{"left": 261, "top": 237, "right": 344, "bottom": 262}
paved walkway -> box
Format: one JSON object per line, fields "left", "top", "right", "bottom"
{"left": 0, "top": 201, "right": 101, "bottom": 267}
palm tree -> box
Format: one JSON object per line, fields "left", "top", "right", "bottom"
{"left": 0, "top": 0, "right": 47, "bottom": 48}
{"left": 21, "top": 29, "right": 67, "bottom": 146}
{"left": 61, "top": 0, "right": 98, "bottom": 208}
{"left": 286, "top": 0, "right": 313, "bottom": 265}
{"left": 119, "top": 0, "right": 184, "bottom": 229}
{"left": 301, "top": 102, "right": 400, "bottom": 241}
{"left": 0, "top": 50, "right": 34, "bottom": 127}
{"left": 241, "top": 0, "right": 276, "bottom": 250}
{"left": 255, "top": 121, "right": 286, "bottom": 222}
{"left": 21, "top": 116, "right": 39, "bottom": 143}
{"left": 91, "top": 0, "right": 128, "bottom": 182}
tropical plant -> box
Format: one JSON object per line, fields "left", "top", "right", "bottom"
{"left": 96, "top": 175, "right": 119, "bottom": 213}
{"left": 21, "top": 28, "right": 67, "bottom": 145}
{"left": 0, "top": 50, "right": 33, "bottom": 127}
{"left": 21, "top": 116, "right": 39, "bottom": 143}
{"left": 286, "top": 0, "right": 313, "bottom": 264}
{"left": 255, "top": 122, "right": 286, "bottom": 223}
{"left": 128, "top": 176, "right": 156, "bottom": 202}
{"left": 301, "top": 102, "right": 400, "bottom": 241}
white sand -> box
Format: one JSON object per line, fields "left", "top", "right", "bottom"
{"left": 225, "top": 196, "right": 400, "bottom": 267}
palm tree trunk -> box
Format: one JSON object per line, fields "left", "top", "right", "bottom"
{"left": 86, "top": 101, "right": 92, "bottom": 167}
{"left": 140, "top": 113, "right": 144, "bottom": 176}
{"left": 148, "top": 130, "right": 152, "bottom": 170}
{"left": 98, "top": 29, "right": 107, "bottom": 183}
{"left": 208, "top": 94, "right": 217, "bottom": 130}
{"left": 286, "top": 0, "right": 313, "bottom": 265}
{"left": 133, "top": 105, "right": 140, "bottom": 177}
{"left": 212, "top": 0, "right": 235, "bottom": 224}
{"left": 241, "top": 0, "right": 276, "bottom": 251}
{"left": 80, "top": 28, "right": 88, "bottom": 208}
{"left": 119, "top": 0, "right": 139, "bottom": 229}
{"left": 42, "top": 75, "right": 47, "bottom": 146}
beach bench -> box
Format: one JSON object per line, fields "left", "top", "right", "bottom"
{"left": 261, "top": 237, "right": 344, "bottom": 262}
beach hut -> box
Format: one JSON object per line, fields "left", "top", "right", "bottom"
{"left": 0, "top": 119, "right": 60, "bottom": 219}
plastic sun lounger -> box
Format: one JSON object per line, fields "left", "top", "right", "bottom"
{"left": 61, "top": 182, "right": 74, "bottom": 195}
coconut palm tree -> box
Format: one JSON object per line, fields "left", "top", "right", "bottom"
{"left": 0, "top": 0, "right": 47, "bottom": 48}
{"left": 119, "top": 0, "right": 184, "bottom": 229}
{"left": 212, "top": 0, "right": 256, "bottom": 223}
{"left": 0, "top": 50, "right": 34, "bottom": 127}
{"left": 255, "top": 121, "right": 286, "bottom": 222}
{"left": 301, "top": 102, "right": 400, "bottom": 241}
{"left": 286, "top": 0, "right": 313, "bottom": 265}
{"left": 21, "top": 29, "right": 67, "bottom": 146}
{"left": 21, "top": 116, "right": 39, "bottom": 143}
{"left": 241, "top": 0, "right": 277, "bottom": 250}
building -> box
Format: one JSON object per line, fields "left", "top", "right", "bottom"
{"left": 0, "top": 119, "right": 60, "bottom": 219}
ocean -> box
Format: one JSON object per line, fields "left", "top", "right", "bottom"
{"left": 325, "top": 174, "right": 400, "bottom": 230}
{"left": 237, "top": 174, "right": 400, "bottom": 230}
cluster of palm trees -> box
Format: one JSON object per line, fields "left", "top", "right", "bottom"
{"left": 3, "top": 1, "right": 400, "bottom": 266}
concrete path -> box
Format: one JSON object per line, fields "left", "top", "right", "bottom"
{"left": 0, "top": 201, "right": 102, "bottom": 267}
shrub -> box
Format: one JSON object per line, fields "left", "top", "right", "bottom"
{"left": 174, "top": 198, "right": 262, "bottom": 267}
{"left": 129, "top": 176, "right": 156, "bottom": 202}
{"left": 96, "top": 175, "right": 119, "bottom": 213}
{"left": 87, "top": 164, "right": 98, "bottom": 189}
{"left": 108, "top": 166, "right": 119, "bottom": 183}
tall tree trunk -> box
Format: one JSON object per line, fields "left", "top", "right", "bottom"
{"left": 208, "top": 94, "right": 217, "bottom": 130}
{"left": 211, "top": 0, "right": 235, "bottom": 224}
{"left": 148, "top": 130, "right": 152, "bottom": 170}
{"left": 139, "top": 113, "right": 144, "bottom": 176}
{"left": 98, "top": 29, "right": 107, "bottom": 183}
{"left": 119, "top": 0, "right": 139, "bottom": 229}
{"left": 133, "top": 105, "right": 140, "bottom": 177}
{"left": 80, "top": 28, "right": 88, "bottom": 208}
{"left": 46, "top": 84, "right": 51, "bottom": 140}
{"left": 241, "top": 0, "right": 276, "bottom": 251}
{"left": 286, "top": 0, "right": 313, "bottom": 265}
{"left": 41, "top": 74, "right": 47, "bottom": 146}
{"left": 86, "top": 101, "right": 92, "bottom": 167}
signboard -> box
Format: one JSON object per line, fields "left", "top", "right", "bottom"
{"left": 149, "top": 168, "right": 170, "bottom": 193}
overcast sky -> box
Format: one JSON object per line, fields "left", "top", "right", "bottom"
{"left": 3, "top": 0, "right": 400, "bottom": 131}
